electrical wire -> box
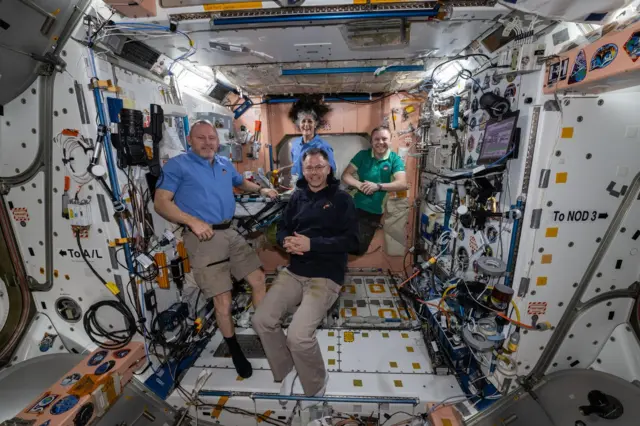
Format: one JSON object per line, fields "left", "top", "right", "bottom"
{"left": 55, "top": 132, "right": 95, "bottom": 185}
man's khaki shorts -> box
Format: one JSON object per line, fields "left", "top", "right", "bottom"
{"left": 183, "top": 228, "right": 262, "bottom": 298}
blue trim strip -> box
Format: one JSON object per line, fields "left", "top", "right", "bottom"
{"left": 183, "top": 116, "right": 191, "bottom": 151}
{"left": 88, "top": 47, "right": 135, "bottom": 274}
{"left": 213, "top": 8, "right": 439, "bottom": 25}
{"left": 281, "top": 66, "right": 424, "bottom": 76}
{"left": 452, "top": 96, "right": 461, "bottom": 130}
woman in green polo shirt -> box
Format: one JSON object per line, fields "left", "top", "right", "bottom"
{"left": 341, "top": 126, "right": 408, "bottom": 255}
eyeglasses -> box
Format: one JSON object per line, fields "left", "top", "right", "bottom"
{"left": 303, "top": 165, "right": 328, "bottom": 173}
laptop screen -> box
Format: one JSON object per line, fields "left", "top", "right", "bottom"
{"left": 477, "top": 111, "right": 519, "bottom": 165}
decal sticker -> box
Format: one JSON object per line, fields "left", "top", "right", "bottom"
{"left": 552, "top": 210, "right": 609, "bottom": 222}
{"left": 482, "top": 74, "right": 490, "bottom": 90}
{"left": 12, "top": 207, "right": 30, "bottom": 223}
{"left": 50, "top": 395, "right": 79, "bottom": 415}
{"left": 95, "top": 360, "right": 116, "bottom": 376}
{"left": 457, "top": 228, "right": 465, "bottom": 241}
{"left": 114, "top": 349, "right": 130, "bottom": 359}
{"left": 547, "top": 61, "right": 561, "bottom": 85}
{"left": 491, "top": 72, "right": 503, "bottom": 86}
{"left": 74, "top": 403, "right": 95, "bottom": 426}
{"left": 520, "top": 54, "right": 531, "bottom": 69}
{"left": 506, "top": 74, "right": 516, "bottom": 83}
{"left": 568, "top": 50, "right": 587, "bottom": 84}
{"left": 87, "top": 350, "right": 108, "bottom": 366}
{"left": 559, "top": 58, "right": 570, "bottom": 81}
{"left": 467, "top": 136, "right": 475, "bottom": 152}
{"left": 527, "top": 302, "right": 547, "bottom": 315}
{"left": 59, "top": 247, "right": 104, "bottom": 263}
{"left": 486, "top": 226, "right": 499, "bottom": 243}
{"left": 39, "top": 333, "right": 57, "bottom": 352}
{"left": 471, "top": 98, "right": 479, "bottom": 113}
{"left": 493, "top": 87, "right": 501, "bottom": 97}
{"left": 504, "top": 84, "right": 517, "bottom": 104}
{"left": 623, "top": 31, "right": 640, "bottom": 62}
{"left": 469, "top": 235, "right": 478, "bottom": 253}
{"left": 61, "top": 373, "right": 82, "bottom": 387}
{"left": 591, "top": 43, "right": 618, "bottom": 70}
{"left": 456, "top": 247, "right": 470, "bottom": 270}
{"left": 469, "top": 117, "right": 477, "bottom": 130}
{"left": 27, "top": 393, "right": 59, "bottom": 414}
{"left": 484, "top": 246, "right": 493, "bottom": 257}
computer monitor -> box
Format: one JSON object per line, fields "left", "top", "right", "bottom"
{"left": 477, "top": 110, "right": 519, "bottom": 165}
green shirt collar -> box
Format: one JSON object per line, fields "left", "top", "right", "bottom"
{"left": 370, "top": 148, "right": 391, "bottom": 161}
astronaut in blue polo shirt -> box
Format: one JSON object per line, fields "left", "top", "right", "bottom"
{"left": 278, "top": 96, "right": 337, "bottom": 180}
{"left": 155, "top": 120, "right": 277, "bottom": 379}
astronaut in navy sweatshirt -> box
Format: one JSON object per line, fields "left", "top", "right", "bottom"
{"left": 253, "top": 147, "right": 359, "bottom": 401}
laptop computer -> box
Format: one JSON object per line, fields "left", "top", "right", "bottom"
{"left": 439, "top": 110, "right": 519, "bottom": 180}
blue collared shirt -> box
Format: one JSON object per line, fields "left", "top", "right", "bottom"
{"left": 290, "top": 135, "right": 337, "bottom": 176}
{"left": 157, "top": 152, "right": 243, "bottom": 224}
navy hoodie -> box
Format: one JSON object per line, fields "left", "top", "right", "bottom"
{"left": 276, "top": 176, "right": 359, "bottom": 285}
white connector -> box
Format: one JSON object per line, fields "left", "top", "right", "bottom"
{"left": 136, "top": 253, "right": 155, "bottom": 270}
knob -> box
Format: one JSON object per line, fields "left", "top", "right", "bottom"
{"left": 579, "top": 390, "right": 623, "bottom": 420}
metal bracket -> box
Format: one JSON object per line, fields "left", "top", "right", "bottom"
{"left": 538, "top": 169, "right": 550, "bottom": 188}
{"left": 518, "top": 277, "right": 531, "bottom": 297}
{"left": 530, "top": 208, "right": 542, "bottom": 229}
{"left": 27, "top": 275, "right": 50, "bottom": 291}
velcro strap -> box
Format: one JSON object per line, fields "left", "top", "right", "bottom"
{"left": 206, "top": 257, "right": 230, "bottom": 268}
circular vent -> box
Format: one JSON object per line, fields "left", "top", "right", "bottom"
{"left": 55, "top": 297, "right": 82, "bottom": 323}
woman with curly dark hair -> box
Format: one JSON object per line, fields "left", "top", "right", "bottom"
{"left": 282, "top": 96, "right": 337, "bottom": 179}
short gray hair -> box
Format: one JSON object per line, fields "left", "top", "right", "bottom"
{"left": 189, "top": 119, "right": 216, "bottom": 134}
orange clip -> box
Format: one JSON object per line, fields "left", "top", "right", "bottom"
{"left": 62, "top": 129, "right": 79, "bottom": 137}
{"left": 64, "top": 176, "right": 71, "bottom": 192}
{"left": 254, "top": 120, "right": 262, "bottom": 132}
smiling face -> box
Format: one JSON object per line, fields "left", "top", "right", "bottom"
{"left": 371, "top": 127, "right": 392, "bottom": 158}
{"left": 302, "top": 152, "right": 330, "bottom": 191}
{"left": 188, "top": 121, "right": 219, "bottom": 161}
{"left": 297, "top": 112, "right": 318, "bottom": 140}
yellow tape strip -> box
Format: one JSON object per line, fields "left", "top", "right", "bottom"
{"left": 204, "top": 2, "right": 262, "bottom": 11}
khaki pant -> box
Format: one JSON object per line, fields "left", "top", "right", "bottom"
{"left": 252, "top": 269, "right": 341, "bottom": 396}
{"left": 183, "top": 228, "right": 262, "bottom": 298}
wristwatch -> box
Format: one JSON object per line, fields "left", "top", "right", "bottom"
{"left": 377, "top": 183, "right": 383, "bottom": 191}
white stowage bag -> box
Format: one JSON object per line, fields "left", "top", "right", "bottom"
{"left": 159, "top": 122, "right": 186, "bottom": 160}
{"left": 499, "top": 0, "right": 632, "bottom": 22}
{"left": 383, "top": 197, "right": 410, "bottom": 256}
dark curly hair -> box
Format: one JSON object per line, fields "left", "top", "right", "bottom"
{"left": 288, "top": 95, "right": 331, "bottom": 128}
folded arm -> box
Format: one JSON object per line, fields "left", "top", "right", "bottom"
{"left": 310, "top": 195, "right": 359, "bottom": 253}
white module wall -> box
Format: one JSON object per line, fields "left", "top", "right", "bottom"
{"left": 424, "top": 67, "right": 544, "bottom": 285}
{"left": 0, "top": 34, "right": 224, "bottom": 358}
{"left": 511, "top": 91, "right": 640, "bottom": 376}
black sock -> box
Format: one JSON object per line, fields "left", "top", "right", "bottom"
{"left": 225, "top": 335, "right": 252, "bottom": 378}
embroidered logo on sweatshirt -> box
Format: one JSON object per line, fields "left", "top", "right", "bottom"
{"left": 323, "top": 201, "right": 333, "bottom": 209}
